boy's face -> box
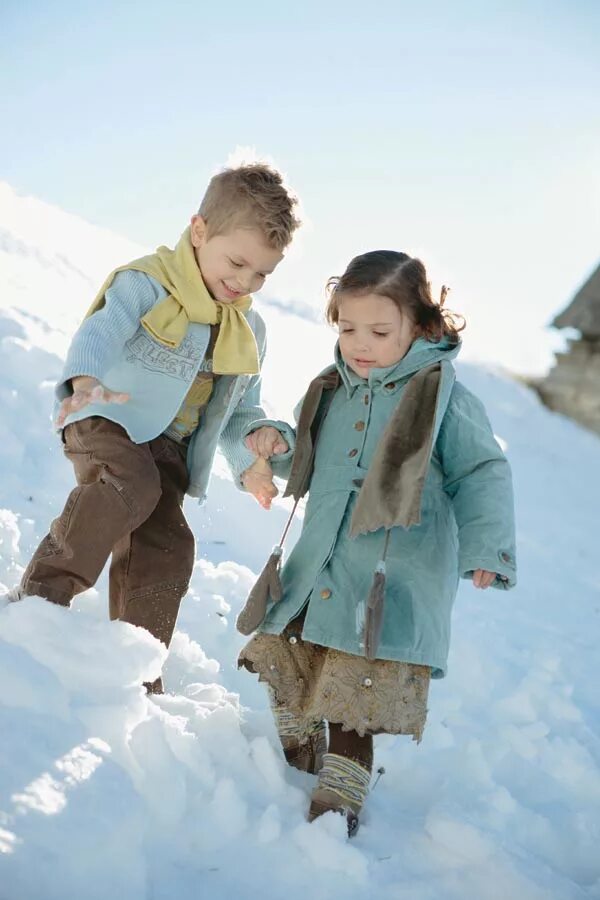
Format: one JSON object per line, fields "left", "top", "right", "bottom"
{"left": 190, "top": 215, "right": 284, "bottom": 303}
{"left": 337, "top": 293, "right": 416, "bottom": 377}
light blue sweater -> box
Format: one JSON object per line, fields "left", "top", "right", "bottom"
{"left": 56, "top": 269, "right": 279, "bottom": 502}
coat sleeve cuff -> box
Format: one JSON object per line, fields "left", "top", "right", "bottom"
{"left": 459, "top": 552, "right": 517, "bottom": 590}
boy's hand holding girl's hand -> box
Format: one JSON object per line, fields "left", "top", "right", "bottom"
{"left": 244, "top": 426, "right": 289, "bottom": 458}
{"left": 242, "top": 426, "right": 290, "bottom": 511}
{"left": 55, "top": 376, "right": 129, "bottom": 428}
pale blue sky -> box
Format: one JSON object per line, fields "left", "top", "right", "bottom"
{"left": 2, "top": 0, "right": 599, "bottom": 372}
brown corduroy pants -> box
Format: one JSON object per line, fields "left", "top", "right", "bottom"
{"left": 20, "top": 417, "right": 195, "bottom": 660}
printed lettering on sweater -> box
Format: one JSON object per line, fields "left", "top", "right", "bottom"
{"left": 125, "top": 331, "right": 205, "bottom": 381}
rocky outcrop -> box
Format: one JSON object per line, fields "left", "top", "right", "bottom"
{"left": 538, "top": 262, "right": 600, "bottom": 435}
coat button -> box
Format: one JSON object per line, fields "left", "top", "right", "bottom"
{"left": 500, "top": 551, "right": 512, "bottom": 563}
{"left": 363, "top": 394, "right": 369, "bottom": 404}
{"left": 362, "top": 677, "right": 373, "bottom": 687}
{"left": 352, "top": 478, "right": 364, "bottom": 488}
{"left": 385, "top": 382, "right": 396, "bottom": 390}
{"left": 354, "top": 421, "right": 365, "bottom": 431}
{"left": 348, "top": 448, "right": 358, "bottom": 458}
{"left": 320, "top": 588, "right": 332, "bottom": 599}
{"left": 288, "top": 636, "right": 298, "bottom": 645}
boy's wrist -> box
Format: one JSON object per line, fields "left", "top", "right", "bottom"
{"left": 70, "top": 375, "right": 100, "bottom": 392}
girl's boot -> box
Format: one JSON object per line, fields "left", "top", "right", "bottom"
{"left": 308, "top": 752, "right": 372, "bottom": 836}
{"left": 270, "top": 690, "right": 327, "bottom": 774}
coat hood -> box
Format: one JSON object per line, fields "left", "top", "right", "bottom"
{"left": 336, "top": 335, "right": 462, "bottom": 396}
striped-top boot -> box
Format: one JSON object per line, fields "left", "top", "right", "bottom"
{"left": 308, "top": 752, "right": 372, "bottom": 836}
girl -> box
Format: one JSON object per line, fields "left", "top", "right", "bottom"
{"left": 237, "top": 250, "right": 516, "bottom": 833}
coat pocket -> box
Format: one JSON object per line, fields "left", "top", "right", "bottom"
{"left": 385, "top": 519, "right": 429, "bottom": 557}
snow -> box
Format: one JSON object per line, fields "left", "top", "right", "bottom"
{"left": 1, "top": 183, "right": 599, "bottom": 899}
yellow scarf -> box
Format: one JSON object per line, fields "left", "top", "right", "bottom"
{"left": 85, "top": 227, "right": 259, "bottom": 375}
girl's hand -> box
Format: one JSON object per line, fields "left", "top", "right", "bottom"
{"left": 241, "top": 456, "right": 279, "bottom": 510}
{"left": 55, "top": 376, "right": 130, "bottom": 428}
{"left": 245, "top": 426, "right": 289, "bottom": 459}
{"left": 472, "top": 569, "right": 497, "bottom": 589}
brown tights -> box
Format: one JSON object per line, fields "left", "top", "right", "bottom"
{"left": 328, "top": 722, "right": 373, "bottom": 771}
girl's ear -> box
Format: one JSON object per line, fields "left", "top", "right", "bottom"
{"left": 190, "top": 214, "right": 208, "bottom": 248}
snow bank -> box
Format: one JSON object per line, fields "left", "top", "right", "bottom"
{"left": 1, "top": 184, "right": 599, "bottom": 899}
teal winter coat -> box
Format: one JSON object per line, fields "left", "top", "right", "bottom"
{"left": 250, "top": 337, "right": 516, "bottom": 678}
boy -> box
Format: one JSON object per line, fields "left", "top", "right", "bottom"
{"left": 9, "top": 162, "right": 297, "bottom": 691}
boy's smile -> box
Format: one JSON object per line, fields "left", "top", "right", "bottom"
{"left": 190, "top": 215, "right": 283, "bottom": 303}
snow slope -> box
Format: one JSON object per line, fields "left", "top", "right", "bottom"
{"left": 1, "top": 184, "right": 599, "bottom": 900}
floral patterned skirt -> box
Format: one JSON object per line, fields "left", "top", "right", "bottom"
{"left": 238, "top": 617, "right": 431, "bottom": 740}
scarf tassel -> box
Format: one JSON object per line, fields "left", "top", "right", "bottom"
{"left": 236, "top": 547, "right": 283, "bottom": 635}
{"left": 364, "top": 561, "right": 386, "bottom": 661}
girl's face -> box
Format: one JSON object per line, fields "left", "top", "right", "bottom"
{"left": 337, "top": 292, "right": 416, "bottom": 378}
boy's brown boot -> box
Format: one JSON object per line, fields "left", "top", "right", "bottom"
{"left": 307, "top": 752, "right": 372, "bottom": 836}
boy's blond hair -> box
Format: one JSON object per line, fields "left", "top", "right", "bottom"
{"left": 199, "top": 163, "right": 300, "bottom": 251}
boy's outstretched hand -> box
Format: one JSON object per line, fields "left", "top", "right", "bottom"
{"left": 245, "top": 426, "right": 289, "bottom": 458}
{"left": 472, "top": 569, "right": 497, "bottom": 589}
{"left": 242, "top": 456, "right": 279, "bottom": 510}
{"left": 55, "top": 376, "right": 129, "bottom": 428}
